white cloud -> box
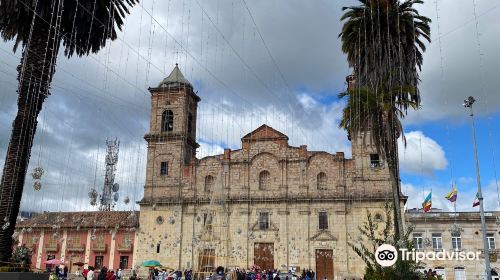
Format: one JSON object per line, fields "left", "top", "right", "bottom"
{"left": 398, "top": 131, "right": 448, "bottom": 175}
{"left": 198, "top": 141, "right": 225, "bottom": 159}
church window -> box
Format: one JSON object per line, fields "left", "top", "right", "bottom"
{"left": 156, "top": 243, "right": 160, "bottom": 254}
{"left": 188, "top": 113, "right": 193, "bottom": 133}
{"left": 161, "top": 110, "right": 174, "bottom": 132}
{"left": 413, "top": 233, "right": 423, "bottom": 249}
{"left": 203, "top": 213, "right": 213, "bottom": 231}
{"left": 487, "top": 233, "right": 496, "bottom": 250}
{"left": 370, "top": 154, "right": 381, "bottom": 168}
{"left": 318, "top": 212, "right": 328, "bottom": 230}
{"left": 160, "top": 162, "right": 168, "bottom": 175}
{"left": 451, "top": 232, "right": 462, "bottom": 251}
{"left": 317, "top": 172, "right": 327, "bottom": 190}
{"left": 432, "top": 233, "right": 442, "bottom": 250}
{"left": 205, "top": 175, "right": 214, "bottom": 192}
{"left": 259, "top": 212, "right": 269, "bottom": 230}
{"left": 259, "top": 170, "right": 270, "bottom": 190}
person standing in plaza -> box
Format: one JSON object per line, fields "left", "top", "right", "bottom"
{"left": 87, "top": 267, "right": 95, "bottom": 280}
{"left": 98, "top": 267, "right": 108, "bottom": 280}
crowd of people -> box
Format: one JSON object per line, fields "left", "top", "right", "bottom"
{"left": 48, "top": 265, "right": 69, "bottom": 280}
{"left": 81, "top": 266, "right": 126, "bottom": 280}
{"left": 149, "top": 268, "right": 193, "bottom": 280}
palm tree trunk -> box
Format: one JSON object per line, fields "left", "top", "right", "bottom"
{"left": 388, "top": 158, "right": 403, "bottom": 240}
{"left": 0, "top": 17, "right": 60, "bottom": 262}
{"left": 384, "top": 119, "right": 404, "bottom": 241}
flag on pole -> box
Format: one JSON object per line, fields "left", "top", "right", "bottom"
{"left": 422, "top": 191, "right": 432, "bottom": 212}
{"left": 472, "top": 192, "right": 480, "bottom": 207}
{"left": 445, "top": 186, "right": 458, "bottom": 203}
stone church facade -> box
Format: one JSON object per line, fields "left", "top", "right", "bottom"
{"left": 135, "top": 65, "right": 399, "bottom": 279}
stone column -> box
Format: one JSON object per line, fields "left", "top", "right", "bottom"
{"left": 61, "top": 230, "right": 68, "bottom": 262}
{"left": 84, "top": 230, "right": 91, "bottom": 265}
{"left": 36, "top": 230, "right": 45, "bottom": 269}
{"left": 109, "top": 232, "right": 116, "bottom": 269}
{"left": 132, "top": 230, "right": 138, "bottom": 268}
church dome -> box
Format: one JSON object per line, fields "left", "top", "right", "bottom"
{"left": 158, "top": 64, "right": 192, "bottom": 88}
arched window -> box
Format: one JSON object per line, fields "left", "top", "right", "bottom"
{"left": 161, "top": 110, "right": 174, "bottom": 132}
{"left": 317, "top": 172, "right": 327, "bottom": 190}
{"left": 259, "top": 170, "right": 270, "bottom": 190}
{"left": 453, "top": 267, "right": 466, "bottom": 280}
{"left": 204, "top": 175, "right": 214, "bottom": 192}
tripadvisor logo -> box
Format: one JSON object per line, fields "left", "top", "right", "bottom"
{"left": 375, "top": 244, "right": 398, "bottom": 267}
{"left": 375, "top": 244, "right": 482, "bottom": 267}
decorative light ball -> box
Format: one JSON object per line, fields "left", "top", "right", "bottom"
{"left": 113, "top": 192, "right": 119, "bottom": 202}
{"left": 31, "top": 167, "right": 44, "bottom": 180}
{"left": 123, "top": 196, "right": 130, "bottom": 204}
{"left": 168, "top": 217, "right": 175, "bottom": 225}
{"left": 156, "top": 216, "right": 164, "bottom": 225}
{"left": 112, "top": 183, "right": 120, "bottom": 192}
{"left": 88, "top": 188, "right": 98, "bottom": 199}
{"left": 33, "top": 181, "right": 42, "bottom": 191}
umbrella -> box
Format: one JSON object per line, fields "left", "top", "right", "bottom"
{"left": 44, "top": 259, "right": 63, "bottom": 265}
{"left": 142, "top": 260, "right": 162, "bottom": 267}
{"left": 73, "top": 262, "right": 85, "bottom": 266}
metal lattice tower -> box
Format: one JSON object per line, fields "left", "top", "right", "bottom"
{"left": 99, "top": 138, "right": 120, "bottom": 211}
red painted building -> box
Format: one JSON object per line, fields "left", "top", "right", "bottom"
{"left": 16, "top": 211, "right": 139, "bottom": 272}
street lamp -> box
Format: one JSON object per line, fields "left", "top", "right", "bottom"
{"left": 463, "top": 96, "right": 491, "bottom": 280}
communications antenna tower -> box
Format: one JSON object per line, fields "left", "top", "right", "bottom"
{"left": 99, "top": 138, "right": 120, "bottom": 211}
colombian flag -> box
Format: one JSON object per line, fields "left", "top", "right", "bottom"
{"left": 445, "top": 186, "right": 457, "bottom": 203}
{"left": 422, "top": 191, "right": 432, "bottom": 213}
{"left": 473, "top": 192, "right": 480, "bottom": 207}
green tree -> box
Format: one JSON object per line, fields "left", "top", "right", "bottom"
{"left": 339, "top": 0, "right": 431, "bottom": 240}
{"left": 339, "top": 84, "right": 418, "bottom": 240}
{"left": 0, "top": 0, "right": 138, "bottom": 261}
{"left": 349, "top": 203, "right": 424, "bottom": 280}
{"left": 339, "top": 0, "right": 431, "bottom": 89}
{"left": 10, "top": 244, "right": 31, "bottom": 271}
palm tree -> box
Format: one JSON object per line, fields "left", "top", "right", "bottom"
{"left": 339, "top": 84, "right": 418, "bottom": 240}
{"left": 339, "top": 0, "right": 430, "bottom": 240}
{"left": 0, "top": 0, "right": 138, "bottom": 261}
{"left": 339, "top": 0, "right": 431, "bottom": 89}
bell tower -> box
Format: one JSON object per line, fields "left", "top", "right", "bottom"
{"left": 144, "top": 64, "right": 200, "bottom": 199}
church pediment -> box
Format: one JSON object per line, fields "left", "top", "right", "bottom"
{"left": 241, "top": 124, "right": 289, "bottom": 142}
{"left": 309, "top": 230, "right": 337, "bottom": 241}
